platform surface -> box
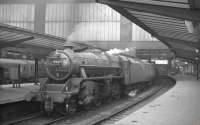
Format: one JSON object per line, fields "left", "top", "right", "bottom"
{"left": 0, "top": 83, "right": 39, "bottom": 105}
{"left": 114, "top": 75, "right": 200, "bottom": 125}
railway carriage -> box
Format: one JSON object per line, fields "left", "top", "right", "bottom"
{"left": 0, "top": 58, "right": 46, "bottom": 84}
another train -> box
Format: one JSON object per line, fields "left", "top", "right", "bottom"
{"left": 0, "top": 58, "right": 46, "bottom": 84}
{"left": 26, "top": 46, "right": 158, "bottom": 114}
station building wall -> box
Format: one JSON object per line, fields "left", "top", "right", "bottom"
{"left": 0, "top": 4, "right": 34, "bottom": 30}
{"left": 0, "top": 0, "right": 161, "bottom": 44}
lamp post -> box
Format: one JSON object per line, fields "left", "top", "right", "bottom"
{"left": 196, "top": 59, "right": 199, "bottom": 80}
{"left": 195, "top": 49, "right": 199, "bottom": 80}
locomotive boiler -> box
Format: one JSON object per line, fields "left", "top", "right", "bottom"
{"left": 26, "top": 46, "right": 157, "bottom": 114}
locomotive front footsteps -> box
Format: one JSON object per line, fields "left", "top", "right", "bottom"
{"left": 26, "top": 47, "right": 157, "bottom": 114}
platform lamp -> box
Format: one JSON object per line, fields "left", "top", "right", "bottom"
{"left": 195, "top": 49, "right": 199, "bottom": 80}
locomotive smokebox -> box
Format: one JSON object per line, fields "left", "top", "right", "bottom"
{"left": 46, "top": 50, "right": 72, "bottom": 81}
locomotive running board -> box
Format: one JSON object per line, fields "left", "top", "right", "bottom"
{"left": 39, "top": 91, "right": 78, "bottom": 94}
{"left": 80, "top": 65, "right": 121, "bottom": 69}
{"left": 83, "top": 76, "right": 123, "bottom": 81}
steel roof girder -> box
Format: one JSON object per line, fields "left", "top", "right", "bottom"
{"left": 161, "top": 36, "right": 200, "bottom": 49}
{"left": 97, "top": 0, "right": 200, "bottom": 22}
{"left": 194, "top": 0, "right": 200, "bottom": 9}
{"left": 0, "top": 24, "right": 65, "bottom": 43}
{"left": 176, "top": 55, "right": 196, "bottom": 62}
{"left": 175, "top": 52, "right": 197, "bottom": 60}
{"left": 0, "top": 36, "right": 34, "bottom": 48}
{"left": 175, "top": 52, "right": 196, "bottom": 60}
{"left": 9, "top": 36, "right": 34, "bottom": 45}
{"left": 189, "top": 0, "right": 200, "bottom": 9}
{"left": 174, "top": 48, "right": 197, "bottom": 55}
{"left": 109, "top": 5, "right": 173, "bottom": 49}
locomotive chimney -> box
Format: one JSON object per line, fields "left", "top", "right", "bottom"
{"left": 63, "top": 41, "right": 75, "bottom": 53}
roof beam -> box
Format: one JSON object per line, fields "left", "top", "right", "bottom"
{"left": 0, "top": 23, "right": 65, "bottom": 43}
{"left": 176, "top": 55, "right": 196, "bottom": 62}
{"left": 0, "top": 36, "right": 34, "bottom": 48}
{"left": 175, "top": 52, "right": 196, "bottom": 61}
{"left": 15, "top": 45, "right": 53, "bottom": 57}
{"left": 9, "top": 36, "right": 34, "bottom": 45}
{"left": 107, "top": 5, "right": 172, "bottom": 49}
{"left": 174, "top": 48, "right": 197, "bottom": 56}
{"left": 0, "top": 0, "right": 92, "bottom": 4}
{"left": 173, "top": 47, "right": 198, "bottom": 60}
{"left": 189, "top": 0, "right": 200, "bottom": 9}
{"left": 97, "top": 0, "right": 200, "bottom": 21}
{"left": 194, "top": 0, "right": 200, "bottom": 9}
{"left": 160, "top": 36, "right": 200, "bottom": 49}
{"left": 3, "top": 46, "right": 53, "bottom": 58}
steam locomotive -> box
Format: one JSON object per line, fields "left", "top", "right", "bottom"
{"left": 26, "top": 46, "right": 157, "bottom": 114}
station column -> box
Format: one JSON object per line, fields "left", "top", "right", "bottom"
{"left": 120, "top": 15, "right": 132, "bottom": 42}
{"left": 34, "top": 1, "right": 46, "bottom": 33}
{"left": 197, "top": 63, "right": 199, "bottom": 80}
{"left": 34, "top": 58, "right": 39, "bottom": 84}
{"left": 168, "top": 58, "right": 172, "bottom": 74}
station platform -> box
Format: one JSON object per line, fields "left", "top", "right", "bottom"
{"left": 0, "top": 83, "right": 39, "bottom": 105}
{"left": 114, "top": 75, "right": 200, "bottom": 125}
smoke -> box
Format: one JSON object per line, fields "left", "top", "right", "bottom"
{"left": 106, "top": 48, "right": 129, "bottom": 54}
{"left": 106, "top": 47, "right": 136, "bottom": 57}
{"left": 67, "top": 22, "right": 120, "bottom": 41}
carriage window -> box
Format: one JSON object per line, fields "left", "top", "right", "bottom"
{"left": 4, "top": 68, "right": 8, "bottom": 72}
{"left": 20, "top": 66, "right": 23, "bottom": 72}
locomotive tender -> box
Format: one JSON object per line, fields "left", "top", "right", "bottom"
{"left": 27, "top": 46, "right": 157, "bottom": 113}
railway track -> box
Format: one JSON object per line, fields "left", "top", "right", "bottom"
{"left": 3, "top": 112, "right": 44, "bottom": 125}
{"left": 2, "top": 76, "right": 175, "bottom": 125}
{"left": 64, "top": 76, "right": 175, "bottom": 125}
{"left": 2, "top": 111, "right": 70, "bottom": 125}
{"left": 80, "top": 85, "right": 163, "bottom": 125}
{"left": 89, "top": 76, "right": 175, "bottom": 125}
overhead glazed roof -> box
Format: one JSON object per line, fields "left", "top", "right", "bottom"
{"left": 0, "top": 23, "right": 65, "bottom": 58}
{"left": 96, "top": 0, "right": 200, "bottom": 62}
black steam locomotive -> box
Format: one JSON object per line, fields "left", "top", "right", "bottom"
{"left": 26, "top": 46, "right": 157, "bottom": 114}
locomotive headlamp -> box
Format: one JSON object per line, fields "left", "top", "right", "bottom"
{"left": 46, "top": 50, "right": 72, "bottom": 81}
{"left": 65, "top": 86, "right": 69, "bottom": 91}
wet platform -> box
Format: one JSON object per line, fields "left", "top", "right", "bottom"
{"left": 114, "top": 75, "right": 200, "bottom": 125}
{"left": 0, "top": 83, "right": 39, "bottom": 105}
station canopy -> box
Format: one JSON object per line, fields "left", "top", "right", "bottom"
{"left": 97, "top": 0, "right": 200, "bottom": 62}
{"left": 0, "top": 23, "right": 65, "bottom": 58}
